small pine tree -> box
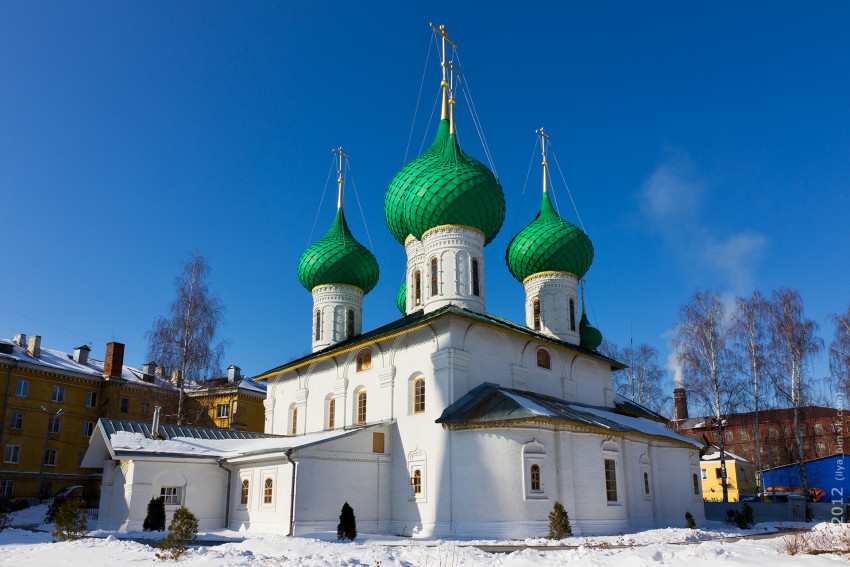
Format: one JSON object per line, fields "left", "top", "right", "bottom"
{"left": 725, "top": 503, "right": 755, "bottom": 529}
{"left": 156, "top": 506, "right": 198, "bottom": 560}
{"left": 143, "top": 496, "right": 166, "bottom": 531}
{"left": 548, "top": 500, "right": 572, "bottom": 539}
{"left": 45, "top": 496, "right": 65, "bottom": 523}
{"left": 0, "top": 505, "right": 10, "bottom": 533}
{"left": 685, "top": 511, "right": 696, "bottom": 529}
{"left": 51, "top": 499, "right": 88, "bottom": 542}
{"left": 337, "top": 502, "right": 357, "bottom": 541}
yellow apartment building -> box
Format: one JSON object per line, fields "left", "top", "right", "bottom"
{"left": 700, "top": 447, "right": 758, "bottom": 502}
{"left": 186, "top": 365, "right": 267, "bottom": 431}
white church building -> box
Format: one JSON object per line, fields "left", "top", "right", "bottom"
{"left": 83, "top": 25, "right": 704, "bottom": 538}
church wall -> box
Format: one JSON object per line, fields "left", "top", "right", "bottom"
{"left": 229, "top": 460, "right": 293, "bottom": 533}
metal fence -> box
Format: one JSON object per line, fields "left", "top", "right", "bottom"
{"left": 1, "top": 491, "right": 99, "bottom": 520}
{"left": 705, "top": 500, "right": 847, "bottom": 524}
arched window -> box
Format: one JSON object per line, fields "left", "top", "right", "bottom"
{"left": 241, "top": 479, "right": 249, "bottom": 505}
{"left": 414, "top": 378, "right": 426, "bottom": 413}
{"left": 692, "top": 473, "right": 700, "bottom": 495}
{"left": 530, "top": 464, "right": 541, "bottom": 491}
{"left": 430, "top": 257, "right": 439, "bottom": 295}
{"left": 327, "top": 397, "right": 335, "bottom": 430}
{"left": 644, "top": 472, "right": 650, "bottom": 495}
{"left": 263, "top": 478, "right": 273, "bottom": 504}
{"left": 347, "top": 309, "right": 355, "bottom": 339}
{"left": 533, "top": 299, "right": 541, "bottom": 331}
{"left": 357, "top": 391, "right": 367, "bottom": 424}
{"left": 314, "top": 309, "right": 322, "bottom": 340}
{"left": 471, "top": 258, "right": 480, "bottom": 296}
{"left": 569, "top": 298, "right": 576, "bottom": 332}
{"left": 356, "top": 349, "right": 372, "bottom": 372}
{"left": 290, "top": 406, "right": 298, "bottom": 436}
{"left": 414, "top": 270, "right": 422, "bottom": 306}
{"left": 537, "top": 348, "right": 551, "bottom": 369}
{"left": 412, "top": 469, "right": 422, "bottom": 494}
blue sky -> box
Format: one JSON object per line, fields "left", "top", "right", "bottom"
{"left": 2, "top": 2, "right": 848, "bottom": 401}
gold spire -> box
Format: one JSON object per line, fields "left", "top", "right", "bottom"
{"left": 333, "top": 147, "right": 349, "bottom": 209}
{"left": 536, "top": 127, "right": 551, "bottom": 194}
{"left": 448, "top": 60, "right": 462, "bottom": 135}
{"left": 430, "top": 23, "right": 456, "bottom": 122}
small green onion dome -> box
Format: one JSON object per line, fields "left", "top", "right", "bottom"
{"left": 505, "top": 191, "right": 594, "bottom": 282}
{"left": 579, "top": 312, "right": 603, "bottom": 351}
{"left": 297, "top": 208, "right": 380, "bottom": 294}
{"left": 396, "top": 281, "right": 407, "bottom": 315}
{"left": 385, "top": 119, "right": 505, "bottom": 245}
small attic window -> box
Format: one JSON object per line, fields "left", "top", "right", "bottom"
{"left": 536, "top": 348, "right": 551, "bottom": 369}
{"left": 356, "top": 349, "right": 372, "bottom": 372}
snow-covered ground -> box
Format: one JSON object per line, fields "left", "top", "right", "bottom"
{"left": 2, "top": 505, "right": 844, "bottom": 566}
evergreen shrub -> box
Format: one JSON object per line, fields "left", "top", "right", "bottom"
{"left": 51, "top": 499, "right": 88, "bottom": 542}
{"left": 548, "top": 500, "right": 572, "bottom": 539}
{"left": 156, "top": 506, "right": 199, "bottom": 560}
{"left": 337, "top": 502, "right": 357, "bottom": 541}
{"left": 685, "top": 511, "right": 696, "bottom": 529}
{"left": 143, "top": 496, "right": 166, "bottom": 531}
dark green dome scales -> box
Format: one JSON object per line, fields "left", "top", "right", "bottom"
{"left": 385, "top": 119, "right": 506, "bottom": 244}
{"left": 505, "top": 191, "right": 594, "bottom": 282}
{"left": 297, "top": 208, "right": 380, "bottom": 293}
{"left": 580, "top": 312, "right": 603, "bottom": 351}
{"left": 396, "top": 281, "right": 407, "bottom": 315}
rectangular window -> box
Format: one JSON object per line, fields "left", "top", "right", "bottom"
{"left": 701, "top": 468, "right": 707, "bottom": 480}
{"left": 725, "top": 431, "right": 733, "bottom": 442}
{"left": 216, "top": 404, "right": 230, "bottom": 419}
{"left": 0, "top": 480, "right": 13, "bottom": 497}
{"left": 86, "top": 391, "right": 97, "bottom": 408}
{"left": 15, "top": 379, "right": 29, "bottom": 398}
{"left": 817, "top": 442, "right": 826, "bottom": 454}
{"left": 47, "top": 416, "right": 61, "bottom": 434}
{"left": 357, "top": 391, "right": 367, "bottom": 424}
{"left": 52, "top": 385, "right": 65, "bottom": 403}
{"left": 142, "top": 401, "right": 151, "bottom": 417}
{"left": 120, "top": 398, "right": 129, "bottom": 413}
{"left": 604, "top": 459, "right": 618, "bottom": 502}
{"left": 715, "top": 468, "right": 723, "bottom": 479}
{"left": 82, "top": 422, "right": 95, "bottom": 437}
{"left": 814, "top": 423, "right": 824, "bottom": 435}
{"left": 327, "top": 398, "right": 335, "bottom": 430}
{"left": 9, "top": 412, "right": 24, "bottom": 430}
{"left": 160, "top": 486, "right": 182, "bottom": 505}
{"left": 738, "top": 428, "right": 748, "bottom": 440}
{"left": 373, "top": 432, "right": 384, "bottom": 453}
{"left": 4, "top": 445, "right": 21, "bottom": 464}
{"left": 44, "top": 449, "right": 57, "bottom": 466}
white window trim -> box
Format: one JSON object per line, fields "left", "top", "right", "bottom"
{"left": 238, "top": 474, "right": 251, "bottom": 509}
{"left": 4, "top": 445, "right": 21, "bottom": 464}
{"left": 407, "top": 449, "right": 427, "bottom": 503}
{"left": 160, "top": 486, "right": 183, "bottom": 506}
{"left": 522, "top": 440, "right": 548, "bottom": 500}
{"left": 602, "top": 441, "right": 621, "bottom": 506}
{"left": 261, "top": 469, "right": 277, "bottom": 509}
{"left": 44, "top": 449, "right": 57, "bottom": 467}
{"left": 217, "top": 403, "right": 230, "bottom": 419}
{"left": 15, "top": 379, "right": 29, "bottom": 398}
{"left": 52, "top": 385, "right": 65, "bottom": 403}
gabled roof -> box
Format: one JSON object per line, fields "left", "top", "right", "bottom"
{"left": 436, "top": 383, "right": 699, "bottom": 448}
{"left": 256, "top": 304, "right": 624, "bottom": 381}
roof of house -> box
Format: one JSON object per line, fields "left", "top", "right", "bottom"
{"left": 0, "top": 338, "right": 175, "bottom": 390}
{"left": 436, "top": 382, "right": 700, "bottom": 448}
{"left": 256, "top": 304, "right": 625, "bottom": 381}
{"left": 701, "top": 446, "right": 752, "bottom": 464}
{"left": 186, "top": 375, "right": 267, "bottom": 396}
{"left": 81, "top": 418, "right": 389, "bottom": 466}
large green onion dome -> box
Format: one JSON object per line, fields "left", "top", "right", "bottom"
{"left": 505, "top": 190, "right": 594, "bottom": 282}
{"left": 297, "top": 208, "right": 380, "bottom": 293}
{"left": 385, "top": 119, "right": 505, "bottom": 244}
{"left": 396, "top": 281, "right": 407, "bottom": 315}
{"left": 579, "top": 312, "right": 603, "bottom": 351}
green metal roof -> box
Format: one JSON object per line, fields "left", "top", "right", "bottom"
{"left": 255, "top": 304, "right": 623, "bottom": 381}
{"left": 396, "top": 280, "right": 407, "bottom": 315}
{"left": 505, "top": 191, "right": 594, "bottom": 282}
{"left": 297, "top": 208, "right": 380, "bottom": 293}
{"left": 579, "top": 312, "right": 603, "bottom": 351}
{"left": 384, "top": 119, "right": 505, "bottom": 245}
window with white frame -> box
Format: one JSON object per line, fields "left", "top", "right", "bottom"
{"left": 356, "top": 390, "right": 367, "bottom": 424}
{"left": 522, "top": 440, "right": 547, "bottom": 500}
{"left": 48, "top": 416, "right": 61, "bottom": 434}
{"left": 82, "top": 422, "right": 95, "bottom": 437}
{"left": 15, "top": 379, "right": 29, "bottom": 398}
{"left": 326, "top": 396, "right": 336, "bottom": 430}
{"left": 9, "top": 412, "right": 23, "bottom": 430}
{"left": 263, "top": 477, "right": 274, "bottom": 505}
{"left": 0, "top": 480, "right": 13, "bottom": 497}
{"left": 216, "top": 403, "right": 230, "bottom": 419}
{"left": 86, "top": 391, "right": 97, "bottom": 408}
{"left": 240, "top": 478, "right": 250, "bottom": 506}
{"left": 160, "top": 486, "right": 182, "bottom": 505}
{"left": 701, "top": 468, "right": 707, "bottom": 480}
{"left": 604, "top": 459, "right": 618, "bottom": 502}
{"left": 4, "top": 445, "right": 21, "bottom": 464}
{"left": 408, "top": 449, "right": 426, "bottom": 502}
{"left": 52, "top": 385, "right": 65, "bottom": 403}
{"left": 602, "top": 440, "right": 620, "bottom": 504}
{"left": 44, "top": 449, "right": 57, "bottom": 466}
{"left": 413, "top": 378, "right": 425, "bottom": 414}
{"left": 290, "top": 405, "right": 298, "bottom": 435}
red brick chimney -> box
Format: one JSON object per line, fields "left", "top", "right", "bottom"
{"left": 674, "top": 387, "right": 689, "bottom": 421}
{"left": 104, "top": 342, "right": 125, "bottom": 379}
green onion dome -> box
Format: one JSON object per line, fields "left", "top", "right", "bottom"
{"left": 505, "top": 191, "right": 594, "bottom": 282}
{"left": 396, "top": 281, "right": 407, "bottom": 315}
{"left": 385, "top": 119, "right": 505, "bottom": 244}
{"left": 579, "top": 312, "right": 603, "bottom": 351}
{"left": 297, "top": 208, "right": 380, "bottom": 294}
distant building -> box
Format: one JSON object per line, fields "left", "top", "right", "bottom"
{"left": 699, "top": 446, "right": 758, "bottom": 502}
{"left": 0, "top": 334, "right": 178, "bottom": 498}
{"left": 185, "top": 365, "right": 267, "bottom": 431}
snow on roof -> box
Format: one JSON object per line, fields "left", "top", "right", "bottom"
{"left": 702, "top": 446, "right": 751, "bottom": 463}
{"left": 576, "top": 404, "right": 703, "bottom": 448}
{"left": 0, "top": 339, "right": 174, "bottom": 390}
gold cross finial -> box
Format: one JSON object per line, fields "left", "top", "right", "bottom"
{"left": 333, "top": 147, "right": 349, "bottom": 209}
{"left": 448, "top": 60, "right": 463, "bottom": 135}
{"left": 430, "top": 23, "right": 457, "bottom": 121}
{"left": 536, "top": 128, "right": 551, "bottom": 194}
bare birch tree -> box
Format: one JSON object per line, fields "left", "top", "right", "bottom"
{"left": 608, "top": 341, "right": 669, "bottom": 414}
{"left": 830, "top": 304, "right": 850, "bottom": 399}
{"left": 675, "top": 289, "right": 739, "bottom": 502}
{"left": 147, "top": 253, "right": 228, "bottom": 425}
{"left": 731, "top": 291, "right": 770, "bottom": 493}
{"left": 765, "top": 287, "right": 822, "bottom": 499}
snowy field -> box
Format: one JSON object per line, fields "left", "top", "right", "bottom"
{"left": 2, "top": 505, "right": 845, "bottom": 566}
